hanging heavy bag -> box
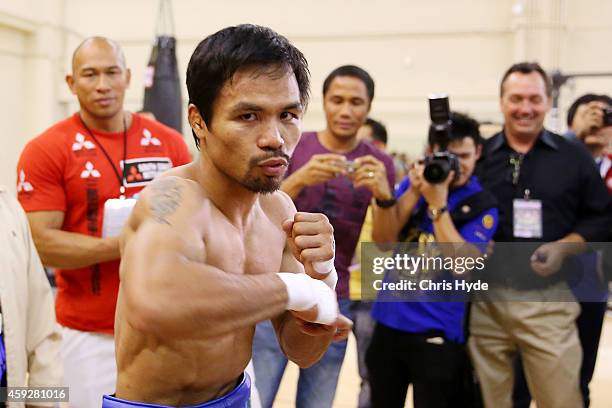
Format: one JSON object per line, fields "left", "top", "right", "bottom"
{"left": 142, "top": 0, "right": 182, "bottom": 133}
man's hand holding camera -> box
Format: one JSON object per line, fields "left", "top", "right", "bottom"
{"left": 408, "top": 160, "right": 455, "bottom": 210}
{"left": 351, "top": 155, "right": 393, "bottom": 202}
{"left": 575, "top": 100, "right": 611, "bottom": 144}
{"left": 292, "top": 153, "right": 348, "bottom": 187}
{"left": 285, "top": 153, "right": 392, "bottom": 203}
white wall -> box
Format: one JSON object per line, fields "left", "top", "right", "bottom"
{"left": 0, "top": 0, "right": 66, "bottom": 192}
{"left": 0, "top": 24, "right": 28, "bottom": 192}
{"left": 1, "top": 0, "right": 611, "bottom": 192}
{"left": 61, "top": 0, "right": 520, "bottom": 154}
{"left": 556, "top": 0, "right": 612, "bottom": 128}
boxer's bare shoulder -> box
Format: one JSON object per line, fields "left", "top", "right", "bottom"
{"left": 120, "top": 174, "right": 208, "bottom": 267}
{"left": 259, "top": 189, "right": 298, "bottom": 225}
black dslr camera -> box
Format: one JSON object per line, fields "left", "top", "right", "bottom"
{"left": 423, "top": 152, "right": 459, "bottom": 184}
{"left": 424, "top": 94, "right": 459, "bottom": 184}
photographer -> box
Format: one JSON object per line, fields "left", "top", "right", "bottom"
{"left": 566, "top": 93, "right": 612, "bottom": 192}
{"left": 367, "top": 111, "right": 498, "bottom": 408}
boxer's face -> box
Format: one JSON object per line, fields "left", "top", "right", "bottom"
{"left": 202, "top": 64, "right": 303, "bottom": 193}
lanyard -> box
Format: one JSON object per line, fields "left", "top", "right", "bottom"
{"left": 509, "top": 152, "right": 523, "bottom": 186}
{"left": 509, "top": 152, "right": 533, "bottom": 199}
{"left": 78, "top": 114, "right": 128, "bottom": 198}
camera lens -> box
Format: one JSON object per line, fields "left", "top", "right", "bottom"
{"left": 424, "top": 161, "right": 450, "bottom": 184}
{"left": 423, "top": 152, "right": 459, "bottom": 184}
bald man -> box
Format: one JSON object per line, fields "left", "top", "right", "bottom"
{"left": 17, "top": 37, "right": 191, "bottom": 407}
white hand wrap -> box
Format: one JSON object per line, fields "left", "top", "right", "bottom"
{"left": 277, "top": 272, "right": 338, "bottom": 325}
{"left": 312, "top": 257, "right": 338, "bottom": 290}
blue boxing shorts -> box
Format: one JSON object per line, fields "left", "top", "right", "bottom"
{"left": 102, "top": 373, "right": 251, "bottom": 408}
{"left": 0, "top": 333, "right": 7, "bottom": 386}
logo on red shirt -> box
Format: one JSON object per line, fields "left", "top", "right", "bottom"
{"left": 72, "top": 133, "right": 96, "bottom": 151}
{"left": 80, "top": 161, "right": 101, "bottom": 178}
{"left": 17, "top": 170, "right": 33, "bottom": 192}
{"left": 140, "top": 129, "right": 161, "bottom": 146}
{"left": 121, "top": 157, "right": 172, "bottom": 187}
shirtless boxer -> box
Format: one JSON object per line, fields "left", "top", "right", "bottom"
{"left": 103, "top": 24, "right": 351, "bottom": 408}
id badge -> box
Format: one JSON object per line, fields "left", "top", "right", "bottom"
{"left": 102, "top": 198, "right": 137, "bottom": 237}
{"left": 513, "top": 199, "right": 542, "bottom": 238}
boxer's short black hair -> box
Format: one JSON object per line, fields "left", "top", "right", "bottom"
{"left": 186, "top": 24, "right": 310, "bottom": 149}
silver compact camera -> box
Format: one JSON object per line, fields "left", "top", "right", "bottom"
{"left": 342, "top": 160, "right": 359, "bottom": 174}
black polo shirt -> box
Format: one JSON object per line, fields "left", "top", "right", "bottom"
{"left": 477, "top": 129, "right": 611, "bottom": 243}
{"left": 475, "top": 130, "right": 611, "bottom": 289}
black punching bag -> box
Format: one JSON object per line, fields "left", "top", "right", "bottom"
{"left": 142, "top": 0, "right": 182, "bottom": 133}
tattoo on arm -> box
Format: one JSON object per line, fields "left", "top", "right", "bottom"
{"left": 149, "top": 179, "right": 182, "bottom": 224}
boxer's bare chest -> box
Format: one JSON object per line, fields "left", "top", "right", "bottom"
{"left": 203, "top": 209, "right": 287, "bottom": 276}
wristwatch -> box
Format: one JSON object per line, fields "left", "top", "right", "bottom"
{"left": 375, "top": 197, "right": 397, "bottom": 208}
{"left": 427, "top": 204, "right": 448, "bottom": 221}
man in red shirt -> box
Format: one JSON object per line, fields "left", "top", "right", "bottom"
{"left": 16, "top": 37, "right": 191, "bottom": 407}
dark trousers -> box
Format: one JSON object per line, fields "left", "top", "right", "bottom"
{"left": 366, "top": 322, "right": 468, "bottom": 408}
{"left": 512, "top": 301, "right": 607, "bottom": 408}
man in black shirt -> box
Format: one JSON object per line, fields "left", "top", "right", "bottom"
{"left": 513, "top": 93, "right": 612, "bottom": 407}
{"left": 470, "top": 62, "right": 612, "bottom": 408}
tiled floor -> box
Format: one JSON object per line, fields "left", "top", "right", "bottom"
{"left": 273, "top": 314, "right": 612, "bottom": 407}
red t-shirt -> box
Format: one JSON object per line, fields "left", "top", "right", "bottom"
{"left": 17, "top": 113, "right": 192, "bottom": 334}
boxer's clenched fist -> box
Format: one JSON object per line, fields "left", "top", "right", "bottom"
{"left": 283, "top": 212, "right": 337, "bottom": 287}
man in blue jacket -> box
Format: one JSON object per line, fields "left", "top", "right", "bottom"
{"left": 368, "top": 112, "right": 498, "bottom": 407}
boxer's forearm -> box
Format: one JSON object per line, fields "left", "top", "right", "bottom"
{"left": 276, "top": 313, "right": 333, "bottom": 368}
{"left": 123, "top": 227, "right": 291, "bottom": 339}
{"left": 129, "top": 268, "right": 289, "bottom": 339}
